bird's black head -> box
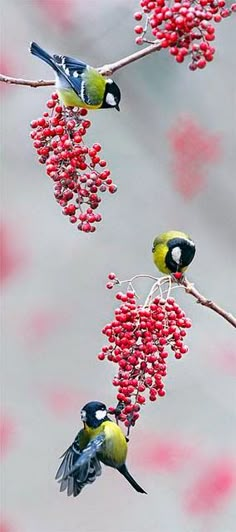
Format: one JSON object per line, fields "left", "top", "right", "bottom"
{"left": 166, "top": 237, "right": 196, "bottom": 273}
{"left": 103, "top": 79, "right": 121, "bottom": 111}
{"left": 81, "top": 401, "right": 108, "bottom": 428}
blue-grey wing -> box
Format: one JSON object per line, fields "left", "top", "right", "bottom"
{"left": 53, "top": 55, "right": 87, "bottom": 75}
{"left": 53, "top": 55, "right": 103, "bottom": 105}
{"left": 65, "top": 433, "right": 105, "bottom": 479}
{"left": 55, "top": 433, "right": 102, "bottom": 497}
{"left": 53, "top": 55, "right": 87, "bottom": 97}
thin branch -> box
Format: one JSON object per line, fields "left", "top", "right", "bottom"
{"left": 98, "top": 41, "right": 162, "bottom": 76}
{"left": 181, "top": 277, "right": 236, "bottom": 328}
{"left": 0, "top": 74, "right": 54, "bottom": 87}
{"left": 0, "top": 41, "right": 162, "bottom": 88}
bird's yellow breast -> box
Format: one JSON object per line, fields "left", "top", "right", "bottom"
{"left": 153, "top": 242, "right": 170, "bottom": 274}
{"left": 58, "top": 89, "right": 102, "bottom": 109}
{"left": 83, "top": 421, "right": 128, "bottom": 467}
{"left": 102, "top": 421, "right": 128, "bottom": 465}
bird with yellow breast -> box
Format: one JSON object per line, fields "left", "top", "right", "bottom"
{"left": 56, "top": 401, "right": 146, "bottom": 496}
{"left": 30, "top": 42, "right": 121, "bottom": 111}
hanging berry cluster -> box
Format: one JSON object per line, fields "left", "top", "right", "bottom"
{"left": 30, "top": 93, "right": 117, "bottom": 233}
{"left": 134, "top": 0, "right": 236, "bottom": 70}
{"left": 98, "top": 274, "right": 192, "bottom": 431}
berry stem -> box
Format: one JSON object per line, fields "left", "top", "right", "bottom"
{"left": 110, "top": 273, "right": 236, "bottom": 328}
{"left": 116, "top": 273, "right": 159, "bottom": 285}
{"left": 147, "top": 276, "right": 173, "bottom": 306}
{"left": 0, "top": 41, "right": 162, "bottom": 88}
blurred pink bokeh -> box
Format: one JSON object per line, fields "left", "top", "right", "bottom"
{"left": 0, "top": 415, "right": 15, "bottom": 458}
{"left": 169, "top": 115, "right": 221, "bottom": 199}
{"left": 0, "top": 222, "right": 27, "bottom": 284}
{"left": 35, "top": 0, "right": 76, "bottom": 30}
{"left": 1, "top": 1, "right": 235, "bottom": 531}
{"left": 185, "top": 458, "right": 236, "bottom": 515}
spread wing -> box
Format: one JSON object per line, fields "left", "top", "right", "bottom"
{"left": 64, "top": 433, "right": 105, "bottom": 478}
{"left": 55, "top": 432, "right": 103, "bottom": 497}
{"left": 53, "top": 55, "right": 104, "bottom": 106}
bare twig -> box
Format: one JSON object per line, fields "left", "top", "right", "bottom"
{"left": 0, "top": 74, "right": 54, "bottom": 87}
{"left": 0, "top": 41, "right": 162, "bottom": 88}
{"left": 98, "top": 41, "right": 162, "bottom": 76}
{"left": 181, "top": 277, "right": 236, "bottom": 328}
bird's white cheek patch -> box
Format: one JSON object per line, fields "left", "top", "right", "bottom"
{"left": 171, "top": 246, "right": 181, "bottom": 264}
{"left": 106, "top": 93, "right": 116, "bottom": 107}
{"left": 95, "top": 409, "right": 107, "bottom": 420}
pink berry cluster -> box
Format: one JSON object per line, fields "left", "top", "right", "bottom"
{"left": 30, "top": 93, "right": 117, "bottom": 232}
{"left": 98, "top": 274, "right": 192, "bottom": 428}
{"left": 134, "top": 1, "right": 236, "bottom": 70}
{"left": 168, "top": 115, "right": 221, "bottom": 198}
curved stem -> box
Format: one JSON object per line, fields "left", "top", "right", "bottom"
{"left": 117, "top": 273, "right": 159, "bottom": 285}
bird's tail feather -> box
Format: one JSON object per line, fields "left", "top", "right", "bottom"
{"left": 118, "top": 464, "right": 147, "bottom": 494}
{"left": 30, "top": 42, "right": 60, "bottom": 73}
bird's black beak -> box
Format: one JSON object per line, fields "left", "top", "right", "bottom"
{"left": 115, "top": 104, "right": 120, "bottom": 111}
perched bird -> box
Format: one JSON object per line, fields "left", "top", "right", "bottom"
{"left": 29, "top": 42, "right": 121, "bottom": 110}
{"left": 55, "top": 401, "right": 146, "bottom": 496}
{"left": 152, "top": 230, "right": 196, "bottom": 275}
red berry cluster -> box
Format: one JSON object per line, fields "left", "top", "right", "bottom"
{"left": 98, "top": 275, "right": 192, "bottom": 428}
{"left": 30, "top": 93, "right": 117, "bottom": 232}
{"left": 134, "top": 1, "right": 236, "bottom": 70}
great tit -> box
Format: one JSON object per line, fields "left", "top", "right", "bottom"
{"left": 30, "top": 42, "right": 121, "bottom": 111}
{"left": 55, "top": 401, "right": 146, "bottom": 496}
{"left": 152, "top": 230, "right": 196, "bottom": 274}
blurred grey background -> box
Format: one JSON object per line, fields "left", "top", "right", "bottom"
{"left": 1, "top": 1, "right": 236, "bottom": 531}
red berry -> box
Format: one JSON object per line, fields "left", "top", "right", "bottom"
{"left": 47, "top": 100, "right": 55, "bottom": 109}
{"left": 134, "top": 12, "right": 143, "bottom": 21}
{"left": 137, "top": 395, "right": 146, "bottom": 404}
{"left": 134, "top": 25, "right": 143, "bottom": 34}
{"left": 136, "top": 37, "right": 144, "bottom": 45}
